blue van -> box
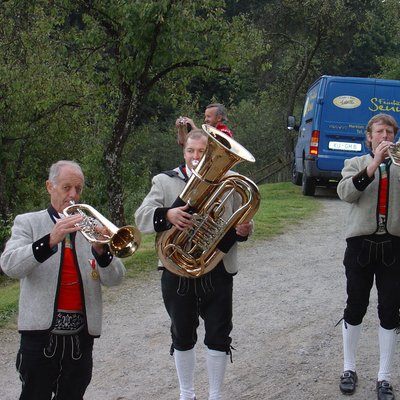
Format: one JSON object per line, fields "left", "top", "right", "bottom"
{"left": 288, "top": 75, "right": 400, "bottom": 195}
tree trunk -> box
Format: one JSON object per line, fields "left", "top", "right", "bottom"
{"left": 104, "top": 82, "right": 134, "bottom": 227}
{"left": 0, "top": 163, "right": 9, "bottom": 221}
{"left": 284, "top": 31, "right": 322, "bottom": 157}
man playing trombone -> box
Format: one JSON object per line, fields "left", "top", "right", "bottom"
{"left": 0, "top": 160, "right": 125, "bottom": 400}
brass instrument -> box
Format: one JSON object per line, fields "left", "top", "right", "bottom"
{"left": 63, "top": 201, "right": 141, "bottom": 258}
{"left": 388, "top": 142, "right": 400, "bottom": 166}
{"left": 157, "top": 124, "right": 261, "bottom": 278}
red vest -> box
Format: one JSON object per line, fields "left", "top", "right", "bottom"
{"left": 57, "top": 235, "right": 83, "bottom": 311}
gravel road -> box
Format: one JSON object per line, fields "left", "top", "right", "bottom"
{"left": 1, "top": 187, "right": 399, "bottom": 400}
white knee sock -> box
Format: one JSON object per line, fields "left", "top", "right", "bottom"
{"left": 342, "top": 320, "right": 362, "bottom": 372}
{"left": 207, "top": 349, "right": 228, "bottom": 400}
{"left": 378, "top": 326, "right": 397, "bottom": 382}
{"left": 174, "top": 348, "right": 196, "bottom": 400}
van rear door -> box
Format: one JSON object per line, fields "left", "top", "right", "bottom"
{"left": 316, "top": 77, "right": 372, "bottom": 173}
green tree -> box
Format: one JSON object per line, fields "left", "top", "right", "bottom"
{"left": 373, "top": 0, "right": 400, "bottom": 79}
{"left": 233, "top": 0, "right": 386, "bottom": 163}
{"left": 49, "top": 0, "right": 265, "bottom": 225}
{"left": 0, "top": 0, "right": 266, "bottom": 227}
{"left": 0, "top": 1, "right": 91, "bottom": 220}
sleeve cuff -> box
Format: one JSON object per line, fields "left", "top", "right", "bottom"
{"left": 217, "top": 227, "right": 237, "bottom": 254}
{"left": 154, "top": 208, "right": 173, "bottom": 232}
{"left": 352, "top": 167, "right": 374, "bottom": 191}
{"left": 236, "top": 234, "right": 248, "bottom": 242}
{"left": 32, "top": 234, "right": 57, "bottom": 263}
{"left": 93, "top": 245, "right": 114, "bottom": 267}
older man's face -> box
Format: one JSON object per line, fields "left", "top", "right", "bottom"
{"left": 204, "top": 107, "right": 222, "bottom": 127}
{"left": 46, "top": 166, "right": 84, "bottom": 213}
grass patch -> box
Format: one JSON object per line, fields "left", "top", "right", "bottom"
{"left": 251, "top": 182, "right": 321, "bottom": 240}
{"left": 123, "top": 234, "right": 158, "bottom": 279}
{"left": 0, "top": 276, "right": 19, "bottom": 328}
{"left": 0, "top": 181, "right": 321, "bottom": 326}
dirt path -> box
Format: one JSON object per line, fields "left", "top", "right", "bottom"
{"left": 1, "top": 188, "right": 398, "bottom": 400}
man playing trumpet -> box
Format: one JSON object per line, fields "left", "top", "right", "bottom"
{"left": 337, "top": 113, "right": 400, "bottom": 400}
{"left": 0, "top": 160, "right": 125, "bottom": 400}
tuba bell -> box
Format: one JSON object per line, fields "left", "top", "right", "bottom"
{"left": 156, "top": 124, "right": 261, "bottom": 278}
{"left": 63, "top": 201, "right": 141, "bottom": 258}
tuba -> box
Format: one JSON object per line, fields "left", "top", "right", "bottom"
{"left": 63, "top": 202, "right": 141, "bottom": 258}
{"left": 156, "top": 124, "right": 261, "bottom": 278}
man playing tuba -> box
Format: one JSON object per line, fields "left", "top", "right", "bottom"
{"left": 135, "top": 128, "right": 254, "bottom": 400}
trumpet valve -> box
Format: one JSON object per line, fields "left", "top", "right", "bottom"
{"left": 389, "top": 142, "right": 400, "bottom": 166}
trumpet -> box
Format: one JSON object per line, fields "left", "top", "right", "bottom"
{"left": 388, "top": 142, "right": 400, "bottom": 166}
{"left": 63, "top": 201, "right": 141, "bottom": 258}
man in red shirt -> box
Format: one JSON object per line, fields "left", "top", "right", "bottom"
{"left": 337, "top": 114, "right": 400, "bottom": 400}
{"left": 176, "top": 103, "right": 233, "bottom": 146}
{"left": 1, "top": 160, "right": 125, "bottom": 400}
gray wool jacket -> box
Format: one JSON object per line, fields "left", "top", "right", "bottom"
{"left": 0, "top": 207, "right": 125, "bottom": 336}
{"left": 134, "top": 166, "right": 245, "bottom": 274}
{"left": 337, "top": 153, "right": 400, "bottom": 239}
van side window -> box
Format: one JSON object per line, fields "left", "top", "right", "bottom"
{"left": 302, "top": 87, "right": 318, "bottom": 121}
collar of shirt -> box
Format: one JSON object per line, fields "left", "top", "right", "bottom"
{"left": 185, "top": 164, "right": 193, "bottom": 178}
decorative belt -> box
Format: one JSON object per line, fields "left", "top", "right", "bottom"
{"left": 376, "top": 214, "right": 387, "bottom": 235}
{"left": 52, "top": 310, "right": 85, "bottom": 335}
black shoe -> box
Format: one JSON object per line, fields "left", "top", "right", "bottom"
{"left": 340, "top": 370, "right": 358, "bottom": 395}
{"left": 377, "top": 380, "right": 395, "bottom": 400}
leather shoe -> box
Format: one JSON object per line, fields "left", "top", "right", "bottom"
{"left": 340, "top": 370, "right": 357, "bottom": 395}
{"left": 377, "top": 380, "right": 395, "bottom": 400}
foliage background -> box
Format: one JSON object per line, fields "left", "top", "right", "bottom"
{"left": 1, "top": 0, "right": 400, "bottom": 249}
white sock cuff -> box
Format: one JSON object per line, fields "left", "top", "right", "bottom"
{"left": 207, "top": 348, "right": 228, "bottom": 357}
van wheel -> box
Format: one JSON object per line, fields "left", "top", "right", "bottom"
{"left": 291, "top": 160, "right": 302, "bottom": 186}
{"left": 302, "top": 172, "right": 316, "bottom": 196}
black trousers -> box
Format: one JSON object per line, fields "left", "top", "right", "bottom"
{"left": 343, "top": 234, "right": 400, "bottom": 329}
{"left": 16, "top": 331, "right": 94, "bottom": 400}
{"left": 161, "top": 262, "right": 234, "bottom": 353}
